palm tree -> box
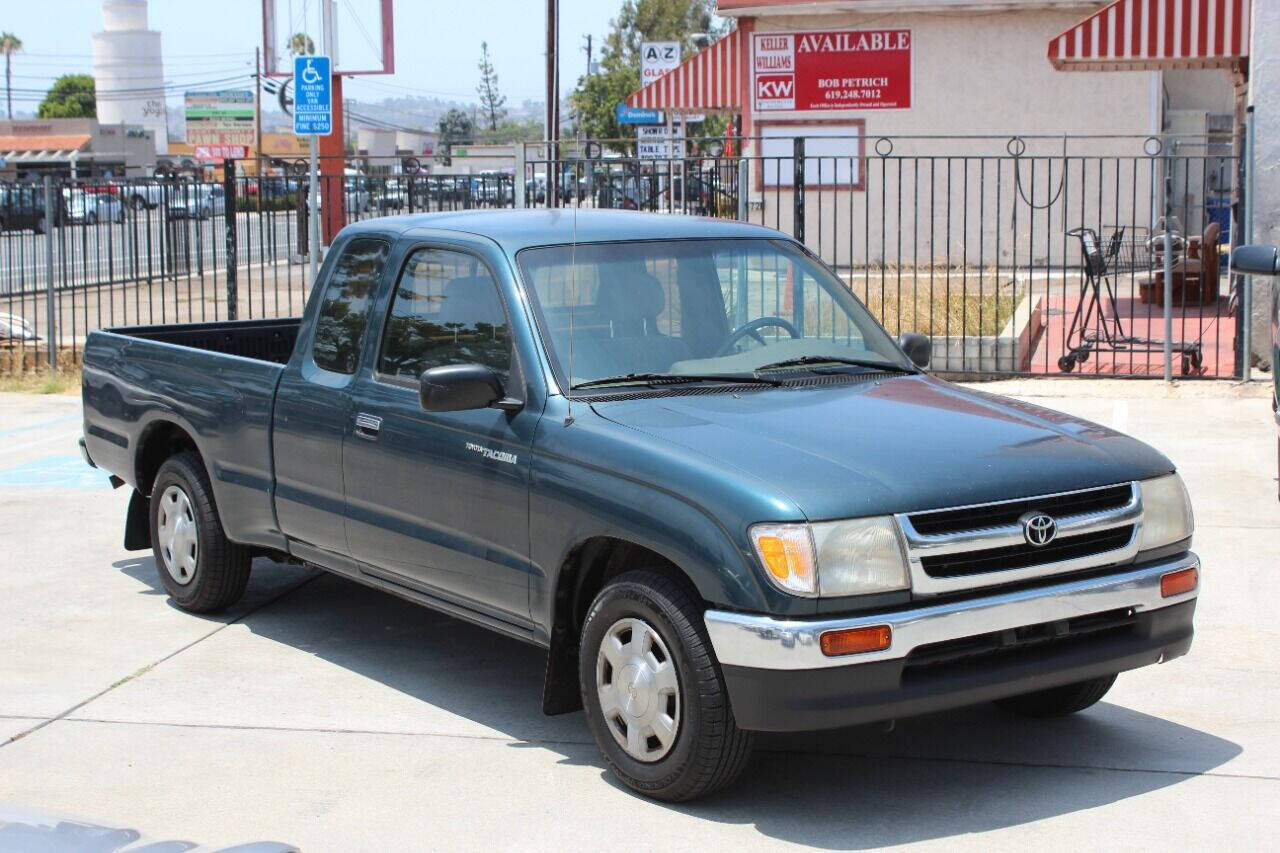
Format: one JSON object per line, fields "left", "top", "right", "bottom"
{"left": 0, "top": 33, "right": 21, "bottom": 120}
{"left": 288, "top": 32, "right": 315, "bottom": 56}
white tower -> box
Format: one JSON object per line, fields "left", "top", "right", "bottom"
{"left": 92, "top": 0, "right": 168, "bottom": 152}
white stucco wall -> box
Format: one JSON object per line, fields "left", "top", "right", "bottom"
{"left": 1249, "top": 0, "right": 1278, "bottom": 368}
{"left": 733, "top": 5, "right": 1241, "bottom": 272}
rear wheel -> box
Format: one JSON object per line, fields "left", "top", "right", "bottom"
{"left": 131, "top": 194, "right": 147, "bottom": 211}
{"left": 149, "top": 452, "right": 252, "bottom": 613}
{"left": 994, "top": 674, "right": 1117, "bottom": 718}
{"left": 579, "top": 570, "right": 753, "bottom": 801}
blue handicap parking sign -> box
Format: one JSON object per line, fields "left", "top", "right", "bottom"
{"left": 294, "top": 55, "right": 333, "bottom": 136}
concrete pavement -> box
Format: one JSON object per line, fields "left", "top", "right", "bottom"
{"left": 0, "top": 380, "right": 1276, "bottom": 850}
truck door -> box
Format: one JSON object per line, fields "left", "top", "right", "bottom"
{"left": 343, "top": 244, "right": 534, "bottom": 625}
{"left": 274, "top": 236, "right": 391, "bottom": 559}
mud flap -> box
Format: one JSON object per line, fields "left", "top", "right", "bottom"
{"left": 124, "top": 489, "right": 151, "bottom": 551}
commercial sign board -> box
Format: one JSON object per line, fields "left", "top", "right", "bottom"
{"left": 617, "top": 104, "right": 663, "bottom": 125}
{"left": 641, "top": 41, "right": 681, "bottom": 86}
{"left": 637, "top": 124, "right": 684, "bottom": 159}
{"left": 752, "top": 30, "right": 912, "bottom": 112}
{"left": 293, "top": 55, "right": 333, "bottom": 136}
{"left": 194, "top": 145, "right": 248, "bottom": 162}
{"left": 184, "top": 90, "right": 255, "bottom": 147}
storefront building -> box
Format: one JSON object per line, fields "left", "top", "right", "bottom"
{"left": 628, "top": 0, "right": 1248, "bottom": 265}
{"left": 0, "top": 118, "right": 157, "bottom": 180}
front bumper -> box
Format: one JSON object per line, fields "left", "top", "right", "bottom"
{"left": 705, "top": 554, "right": 1198, "bottom": 732}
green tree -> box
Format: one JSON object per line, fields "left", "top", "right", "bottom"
{"left": 1, "top": 32, "right": 21, "bottom": 120}
{"left": 571, "top": 0, "right": 724, "bottom": 150}
{"left": 476, "top": 117, "right": 545, "bottom": 144}
{"left": 288, "top": 32, "right": 316, "bottom": 55}
{"left": 37, "top": 73, "right": 95, "bottom": 119}
{"left": 476, "top": 42, "right": 507, "bottom": 132}
{"left": 436, "top": 108, "right": 475, "bottom": 166}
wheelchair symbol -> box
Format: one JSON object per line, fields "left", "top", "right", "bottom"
{"left": 300, "top": 59, "right": 322, "bottom": 85}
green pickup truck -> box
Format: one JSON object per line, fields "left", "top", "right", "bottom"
{"left": 81, "top": 211, "right": 1200, "bottom": 800}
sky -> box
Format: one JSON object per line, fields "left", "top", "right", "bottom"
{"left": 3, "top": 0, "right": 623, "bottom": 118}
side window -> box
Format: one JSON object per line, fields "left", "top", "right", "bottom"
{"left": 312, "top": 238, "right": 390, "bottom": 374}
{"left": 379, "top": 248, "right": 511, "bottom": 381}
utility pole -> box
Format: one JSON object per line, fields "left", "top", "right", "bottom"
{"left": 546, "top": 0, "right": 559, "bottom": 207}
{"left": 254, "top": 47, "right": 263, "bottom": 179}
{"left": 583, "top": 34, "right": 593, "bottom": 76}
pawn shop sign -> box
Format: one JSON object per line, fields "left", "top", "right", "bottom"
{"left": 293, "top": 55, "right": 333, "bottom": 136}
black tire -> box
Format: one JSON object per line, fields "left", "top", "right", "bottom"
{"left": 579, "top": 570, "right": 753, "bottom": 801}
{"left": 1058, "top": 355, "right": 1076, "bottom": 372}
{"left": 34, "top": 215, "right": 45, "bottom": 235}
{"left": 86, "top": 211, "right": 97, "bottom": 226}
{"left": 993, "top": 674, "right": 1117, "bottom": 718}
{"left": 131, "top": 195, "right": 147, "bottom": 211}
{"left": 148, "top": 452, "right": 252, "bottom": 613}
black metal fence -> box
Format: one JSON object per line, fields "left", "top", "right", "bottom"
{"left": 1, "top": 135, "right": 1244, "bottom": 379}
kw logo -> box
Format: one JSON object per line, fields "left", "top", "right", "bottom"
{"left": 466, "top": 442, "right": 519, "bottom": 465}
{"left": 756, "top": 76, "right": 794, "bottom": 99}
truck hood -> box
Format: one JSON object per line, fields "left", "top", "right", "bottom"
{"left": 591, "top": 374, "right": 1173, "bottom": 521}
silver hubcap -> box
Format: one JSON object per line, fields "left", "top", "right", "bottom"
{"left": 596, "top": 617, "right": 681, "bottom": 762}
{"left": 157, "top": 485, "right": 198, "bottom": 585}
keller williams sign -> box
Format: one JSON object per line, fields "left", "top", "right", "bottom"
{"left": 753, "top": 30, "right": 912, "bottom": 112}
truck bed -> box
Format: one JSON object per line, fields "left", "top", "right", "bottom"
{"left": 81, "top": 317, "right": 302, "bottom": 552}
{"left": 118, "top": 317, "right": 301, "bottom": 364}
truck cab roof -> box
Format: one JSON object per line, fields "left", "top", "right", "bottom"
{"left": 338, "top": 208, "right": 785, "bottom": 253}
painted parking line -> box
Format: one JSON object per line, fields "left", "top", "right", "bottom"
{"left": 0, "top": 455, "right": 111, "bottom": 489}
{"left": 0, "top": 430, "right": 81, "bottom": 458}
{"left": 0, "top": 414, "right": 78, "bottom": 439}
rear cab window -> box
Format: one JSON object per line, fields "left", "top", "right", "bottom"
{"left": 311, "top": 237, "right": 391, "bottom": 373}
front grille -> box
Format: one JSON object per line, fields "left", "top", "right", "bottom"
{"left": 907, "top": 483, "right": 1133, "bottom": 536}
{"left": 920, "top": 525, "right": 1134, "bottom": 578}
{"left": 902, "top": 607, "right": 1138, "bottom": 681}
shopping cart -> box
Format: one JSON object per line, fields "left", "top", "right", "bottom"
{"left": 1059, "top": 226, "right": 1204, "bottom": 374}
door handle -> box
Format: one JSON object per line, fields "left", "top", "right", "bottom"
{"left": 353, "top": 413, "right": 382, "bottom": 440}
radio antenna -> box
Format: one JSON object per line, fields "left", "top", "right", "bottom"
{"left": 565, "top": 145, "right": 580, "bottom": 427}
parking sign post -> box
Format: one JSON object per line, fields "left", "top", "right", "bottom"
{"left": 293, "top": 55, "right": 332, "bottom": 286}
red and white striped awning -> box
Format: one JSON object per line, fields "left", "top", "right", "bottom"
{"left": 1049, "top": 0, "right": 1251, "bottom": 72}
{"left": 626, "top": 29, "right": 743, "bottom": 111}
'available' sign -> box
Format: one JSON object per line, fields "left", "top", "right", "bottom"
{"left": 752, "top": 30, "right": 912, "bottom": 112}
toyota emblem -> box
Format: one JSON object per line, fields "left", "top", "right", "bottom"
{"left": 1020, "top": 512, "right": 1057, "bottom": 547}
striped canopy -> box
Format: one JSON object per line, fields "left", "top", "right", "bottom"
{"left": 625, "top": 29, "right": 743, "bottom": 111}
{"left": 1049, "top": 0, "right": 1251, "bottom": 71}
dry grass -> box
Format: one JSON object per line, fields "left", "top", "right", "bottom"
{"left": 0, "top": 368, "right": 80, "bottom": 394}
{"left": 855, "top": 287, "right": 1018, "bottom": 337}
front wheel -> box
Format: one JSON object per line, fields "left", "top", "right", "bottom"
{"left": 579, "top": 571, "right": 753, "bottom": 801}
{"left": 149, "top": 452, "right": 252, "bottom": 613}
{"left": 994, "top": 674, "right": 1117, "bottom": 718}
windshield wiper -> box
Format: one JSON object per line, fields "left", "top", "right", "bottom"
{"left": 571, "top": 372, "right": 784, "bottom": 390}
{"left": 754, "top": 355, "right": 915, "bottom": 374}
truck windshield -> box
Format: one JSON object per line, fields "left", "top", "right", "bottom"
{"left": 517, "top": 238, "right": 912, "bottom": 389}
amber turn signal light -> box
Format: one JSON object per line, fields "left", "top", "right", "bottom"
{"left": 1160, "top": 566, "right": 1198, "bottom": 598}
{"left": 820, "top": 625, "right": 892, "bottom": 657}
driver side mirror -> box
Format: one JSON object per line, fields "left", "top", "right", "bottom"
{"left": 1232, "top": 245, "right": 1279, "bottom": 276}
{"left": 419, "top": 364, "right": 522, "bottom": 413}
{"left": 898, "top": 332, "right": 931, "bottom": 369}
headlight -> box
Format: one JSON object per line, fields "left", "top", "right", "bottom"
{"left": 1138, "top": 473, "right": 1194, "bottom": 551}
{"left": 750, "top": 516, "right": 910, "bottom": 598}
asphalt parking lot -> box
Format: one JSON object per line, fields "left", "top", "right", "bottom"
{"left": 1, "top": 379, "right": 1277, "bottom": 851}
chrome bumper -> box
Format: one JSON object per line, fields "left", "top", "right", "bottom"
{"left": 705, "top": 554, "right": 1199, "bottom": 671}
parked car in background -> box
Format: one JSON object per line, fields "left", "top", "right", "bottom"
{"left": 344, "top": 173, "right": 371, "bottom": 213}
{"left": 167, "top": 184, "right": 226, "bottom": 219}
{"left": 66, "top": 190, "right": 125, "bottom": 225}
{"left": 0, "top": 312, "right": 39, "bottom": 342}
{"left": 81, "top": 210, "right": 1201, "bottom": 803}
{"left": 526, "top": 175, "right": 547, "bottom": 204}
{"left": 0, "top": 183, "right": 67, "bottom": 233}
{"left": 123, "top": 182, "right": 168, "bottom": 211}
